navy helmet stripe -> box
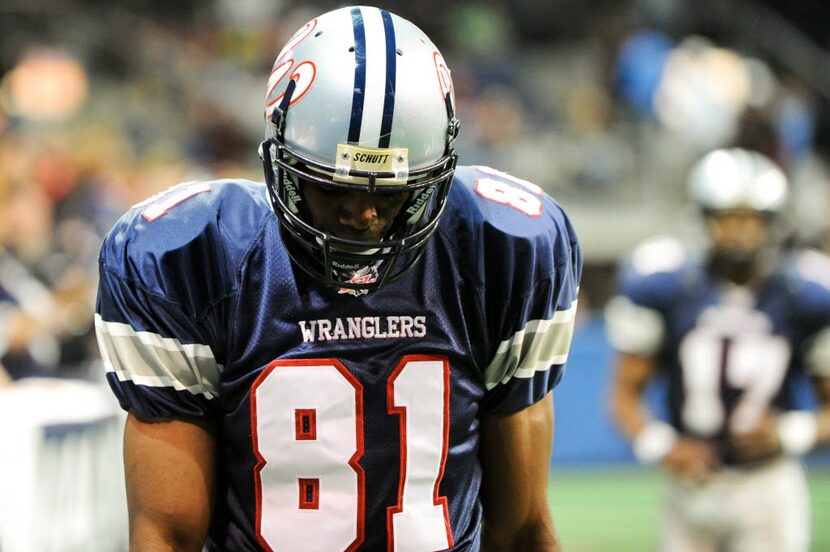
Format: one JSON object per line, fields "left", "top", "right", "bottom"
{"left": 348, "top": 7, "right": 367, "bottom": 144}
{"left": 378, "top": 10, "right": 397, "bottom": 148}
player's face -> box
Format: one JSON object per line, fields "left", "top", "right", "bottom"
{"left": 302, "top": 183, "right": 410, "bottom": 244}
{"left": 707, "top": 209, "right": 769, "bottom": 256}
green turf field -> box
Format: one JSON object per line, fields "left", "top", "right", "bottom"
{"left": 548, "top": 467, "right": 830, "bottom": 552}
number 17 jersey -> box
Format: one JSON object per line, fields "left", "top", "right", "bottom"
{"left": 606, "top": 237, "right": 830, "bottom": 464}
{"left": 94, "top": 166, "right": 582, "bottom": 551}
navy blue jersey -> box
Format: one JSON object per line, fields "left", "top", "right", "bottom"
{"left": 95, "top": 165, "right": 582, "bottom": 552}
{"left": 606, "top": 237, "right": 830, "bottom": 462}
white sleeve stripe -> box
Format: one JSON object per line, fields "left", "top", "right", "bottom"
{"left": 491, "top": 304, "right": 577, "bottom": 357}
{"left": 96, "top": 316, "right": 215, "bottom": 358}
{"left": 94, "top": 314, "right": 220, "bottom": 400}
{"left": 107, "top": 370, "right": 217, "bottom": 400}
{"left": 512, "top": 354, "right": 570, "bottom": 379}
{"left": 484, "top": 299, "right": 578, "bottom": 390}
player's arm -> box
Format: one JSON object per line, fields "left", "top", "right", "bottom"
{"left": 123, "top": 413, "right": 216, "bottom": 552}
{"left": 610, "top": 352, "right": 654, "bottom": 439}
{"left": 813, "top": 375, "right": 830, "bottom": 445}
{"left": 479, "top": 392, "right": 560, "bottom": 552}
{"left": 610, "top": 351, "right": 717, "bottom": 481}
{"left": 0, "top": 363, "right": 11, "bottom": 388}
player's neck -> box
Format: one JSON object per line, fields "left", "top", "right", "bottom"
{"left": 707, "top": 251, "right": 765, "bottom": 287}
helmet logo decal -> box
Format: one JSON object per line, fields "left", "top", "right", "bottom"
{"left": 434, "top": 51, "right": 453, "bottom": 105}
{"left": 265, "top": 59, "right": 293, "bottom": 107}
{"left": 265, "top": 60, "right": 317, "bottom": 115}
{"left": 265, "top": 16, "right": 319, "bottom": 117}
{"left": 276, "top": 18, "right": 317, "bottom": 63}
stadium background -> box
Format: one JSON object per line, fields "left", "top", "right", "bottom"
{"left": 0, "top": 0, "right": 829, "bottom": 550}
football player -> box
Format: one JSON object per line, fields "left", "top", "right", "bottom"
{"left": 94, "top": 6, "right": 582, "bottom": 552}
{"left": 606, "top": 148, "right": 830, "bottom": 552}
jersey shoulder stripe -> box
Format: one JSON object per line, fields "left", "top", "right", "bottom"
{"left": 95, "top": 314, "right": 220, "bottom": 400}
{"left": 484, "top": 298, "right": 578, "bottom": 389}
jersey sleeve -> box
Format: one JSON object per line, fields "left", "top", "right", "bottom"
{"left": 604, "top": 236, "right": 686, "bottom": 356}
{"left": 470, "top": 168, "right": 583, "bottom": 415}
{"left": 93, "top": 181, "right": 260, "bottom": 423}
{"left": 95, "top": 265, "right": 224, "bottom": 422}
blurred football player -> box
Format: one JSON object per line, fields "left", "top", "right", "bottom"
{"left": 606, "top": 148, "right": 830, "bottom": 552}
{"left": 94, "top": 6, "right": 581, "bottom": 551}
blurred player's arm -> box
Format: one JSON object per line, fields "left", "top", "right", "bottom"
{"left": 123, "top": 413, "right": 216, "bottom": 552}
{"left": 479, "top": 392, "right": 560, "bottom": 552}
{"left": 813, "top": 375, "right": 830, "bottom": 444}
{"left": 610, "top": 352, "right": 654, "bottom": 438}
{"left": 0, "top": 363, "right": 10, "bottom": 387}
{"left": 611, "top": 352, "right": 717, "bottom": 482}
{"left": 730, "top": 324, "right": 830, "bottom": 460}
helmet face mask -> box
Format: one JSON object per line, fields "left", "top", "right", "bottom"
{"left": 260, "top": 6, "right": 460, "bottom": 291}
{"left": 261, "top": 135, "right": 457, "bottom": 290}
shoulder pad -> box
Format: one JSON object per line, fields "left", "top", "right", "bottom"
{"left": 628, "top": 235, "right": 688, "bottom": 276}
{"left": 793, "top": 248, "right": 830, "bottom": 291}
{"left": 100, "top": 179, "right": 272, "bottom": 305}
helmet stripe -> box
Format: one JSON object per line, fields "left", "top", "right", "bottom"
{"left": 358, "top": 8, "right": 390, "bottom": 148}
{"left": 348, "top": 7, "right": 367, "bottom": 144}
{"left": 378, "top": 10, "right": 397, "bottom": 148}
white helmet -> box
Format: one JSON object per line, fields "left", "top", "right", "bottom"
{"left": 260, "top": 6, "right": 460, "bottom": 290}
{"left": 687, "top": 148, "right": 788, "bottom": 216}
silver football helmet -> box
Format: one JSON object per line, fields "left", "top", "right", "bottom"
{"left": 260, "top": 6, "right": 460, "bottom": 291}
{"left": 687, "top": 148, "right": 788, "bottom": 216}
{"left": 688, "top": 147, "right": 790, "bottom": 283}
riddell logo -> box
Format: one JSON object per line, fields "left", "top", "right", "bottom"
{"left": 406, "top": 187, "right": 434, "bottom": 215}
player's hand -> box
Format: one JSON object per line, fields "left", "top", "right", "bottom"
{"left": 661, "top": 437, "right": 718, "bottom": 485}
{"left": 728, "top": 413, "right": 781, "bottom": 462}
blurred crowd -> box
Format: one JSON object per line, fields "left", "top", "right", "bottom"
{"left": 1, "top": 0, "right": 830, "bottom": 382}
